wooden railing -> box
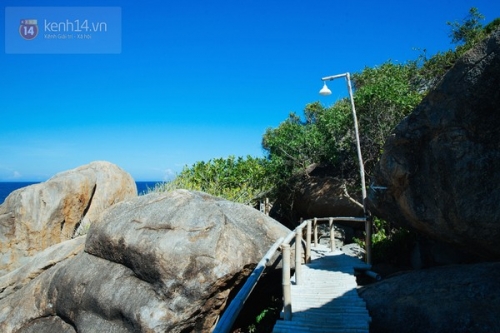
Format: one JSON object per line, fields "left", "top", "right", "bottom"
{"left": 280, "top": 216, "right": 367, "bottom": 321}
{"left": 213, "top": 216, "right": 367, "bottom": 332}
{"left": 212, "top": 237, "right": 284, "bottom": 333}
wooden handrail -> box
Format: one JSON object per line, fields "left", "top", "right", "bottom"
{"left": 212, "top": 237, "right": 284, "bottom": 333}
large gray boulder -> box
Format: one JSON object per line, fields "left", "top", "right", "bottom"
{"left": 368, "top": 29, "right": 500, "bottom": 260}
{"left": 0, "top": 161, "right": 137, "bottom": 275}
{"left": 359, "top": 262, "right": 500, "bottom": 333}
{"left": 0, "top": 190, "right": 290, "bottom": 333}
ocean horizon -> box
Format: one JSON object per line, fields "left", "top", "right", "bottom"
{"left": 0, "top": 181, "right": 163, "bottom": 204}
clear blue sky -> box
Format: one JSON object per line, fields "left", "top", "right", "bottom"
{"left": 1, "top": 0, "right": 499, "bottom": 181}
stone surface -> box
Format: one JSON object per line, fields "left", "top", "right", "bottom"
{"left": 294, "top": 176, "right": 364, "bottom": 224}
{"left": 368, "top": 29, "right": 500, "bottom": 260}
{"left": 271, "top": 164, "right": 364, "bottom": 230}
{"left": 0, "top": 236, "right": 85, "bottom": 301}
{"left": 0, "top": 190, "right": 290, "bottom": 333}
{"left": 17, "top": 316, "right": 76, "bottom": 333}
{"left": 359, "top": 262, "right": 500, "bottom": 333}
{"left": 0, "top": 161, "right": 137, "bottom": 275}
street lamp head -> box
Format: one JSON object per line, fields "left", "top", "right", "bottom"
{"left": 319, "top": 82, "right": 332, "bottom": 96}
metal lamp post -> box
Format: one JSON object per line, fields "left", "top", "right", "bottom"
{"left": 319, "top": 72, "right": 372, "bottom": 264}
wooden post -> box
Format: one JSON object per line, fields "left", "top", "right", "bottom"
{"left": 295, "top": 229, "right": 302, "bottom": 285}
{"left": 365, "top": 215, "right": 372, "bottom": 264}
{"left": 282, "top": 244, "right": 292, "bottom": 321}
{"left": 329, "top": 217, "right": 335, "bottom": 252}
{"left": 346, "top": 73, "right": 370, "bottom": 264}
{"left": 306, "top": 220, "right": 312, "bottom": 263}
{"left": 313, "top": 217, "right": 318, "bottom": 247}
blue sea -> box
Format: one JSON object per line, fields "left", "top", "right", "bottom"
{"left": 0, "top": 181, "right": 162, "bottom": 205}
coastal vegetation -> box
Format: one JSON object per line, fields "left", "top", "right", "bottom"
{"left": 151, "top": 155, "right": 273, "bottom": 205}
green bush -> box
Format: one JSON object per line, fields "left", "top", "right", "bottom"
{"left": 152, "top": 155, "right": 272, "bottom": 205}
{"left": 352, "top": 62, "right": 423, "bottom": 176}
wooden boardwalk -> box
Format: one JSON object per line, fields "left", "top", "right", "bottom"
{"left": 272, "top": 244, "right": 371, "bottom": 333}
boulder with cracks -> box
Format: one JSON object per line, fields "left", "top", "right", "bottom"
{"left": 0, "top": 190, "right": 291, "bottom": 333}
{"left": 0, "top": 161, "right": 137, "bottom": 275}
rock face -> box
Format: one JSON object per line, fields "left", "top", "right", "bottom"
{"left": 294, "top": 176, "right": 364, "bottom": 222}
{"left": 0, "top": 237, "right": 85, "bottom": 302}
{"left": 0, "top": 161, "right": 137, "bottom": 275}
{"left": 271, "top": 164, "right": 364, "bottom": 230}
{"left": 368, "top": 29, "right": 500, "bottom": 260}
{"left": 0, "top": 190, "right": 290, "bottom": 333}
{"left": 359, "top": 262, "right": 500, "bottom": 333}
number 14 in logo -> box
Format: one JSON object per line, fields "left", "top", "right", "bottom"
{"left": 20, "top": 19, "right": 39, "bottom": 40}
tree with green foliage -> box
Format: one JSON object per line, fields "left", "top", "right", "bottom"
{"left": 352, "top": 62, "right": 423, "bottom": 175}
{"left": 262, "top": 60, "right": 424, "bottom": 189}
{"left": 447, "top": 7, "right": 485, "bottom": 46}
{"left": 261, "top": 102, "right": 352, "bottom": 182}
{"left": 261, "top": 112, "right": 325, "bottom": 181}
{"left": 260, "top": 61, "right": 425, "bottom": 226}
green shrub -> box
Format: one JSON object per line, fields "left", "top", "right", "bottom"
{"left": 152, "top": 155, "right": 273, "bottom": 205}
{"left": 354, "top": 217, "right": 416, "bottom": 265}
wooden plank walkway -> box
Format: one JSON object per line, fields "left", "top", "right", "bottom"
{"left": 272, "top": 244, "right": 371, "bottom": 333}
